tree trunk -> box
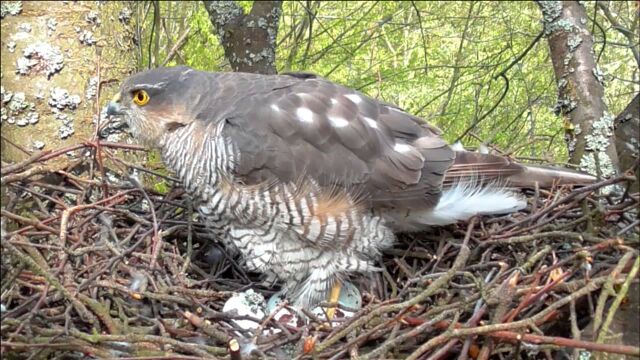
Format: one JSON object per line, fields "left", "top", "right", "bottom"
{"left": 203, "top": 0, "right": 282, "bottom": 75}
{"left": 0, "top": 1, "right": 137, "bottom": 163}
{"left": 614, "top": 93, "right": 639, "bottom": 191}
{"left": 538, "top": 1, "right": 619, "bottom": 179}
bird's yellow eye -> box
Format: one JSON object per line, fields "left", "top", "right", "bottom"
{"left": 132, "top": 90, "right": 149, "bottom": 106}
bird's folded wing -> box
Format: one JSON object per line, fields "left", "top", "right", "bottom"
{"left": 215, "top": 73, "right": 455, "bottom": 209}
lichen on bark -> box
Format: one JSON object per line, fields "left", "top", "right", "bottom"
{"left": 203, "top": 0, "right": 282, "bottom": 75}
{"left": 538, "top": 0, "right": 620, "bottom": 179}
{"left": 0, "top": 1, "right": 137, "bottom": 163}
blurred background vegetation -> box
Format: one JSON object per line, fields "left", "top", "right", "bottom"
{"left": 132, "top": 1, "right": 637, "bottom": 163}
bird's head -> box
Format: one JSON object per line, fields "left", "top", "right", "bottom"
{"left": 106, "top": 66, "right": 202, "bottom": 147}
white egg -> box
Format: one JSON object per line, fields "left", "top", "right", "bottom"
{"left": 222, "top": 289, "right": 266, "bottom": 330}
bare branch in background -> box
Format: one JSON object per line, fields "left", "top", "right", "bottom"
{"left": 300, "top": 0, "right": 320, "bottom": 69}
{"left": 149, "top": 0, "right": 161, "bottom": 68}
{"left": 455, "top": 74, "right": 509, "bottom": 143}
{"left": 437, "top": 2, "right": 476, "bottom": 118}
{"left": 597, "top": 2, "right": 640, "bottom": 67}
{"left": 304, "top": 2, "right": 377, "bottom": 68}
{"left": 162, "top": 26, "right": 195, "bottom": 66}
{"left": 410, "top": 1, "right": 428, "bottom": 75}
{"left": 283, "top": 1, "right": 315, "bottom": 71}
{"left": 322, "top": 12, "right": 394, "bottom": 79}
{"left": 494, "top": 31, "right": 544, "bottom": 79}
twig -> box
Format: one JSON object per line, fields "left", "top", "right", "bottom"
{"left": 596, "top": 255, "right": 640, "bottom": 343}
{"left": 161, "top": 26, "right": 194, "bottom": 66}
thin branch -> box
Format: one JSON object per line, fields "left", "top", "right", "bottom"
{"left": 597, "top": 1, "right": 639, "bottom": 66}
{"left": 161, "top": 26, "right": 194, "bottom": 66}
{"left": 410, "top": 1, "right": 428, "bottom": 75}
{"left": 455, "top": 73, "right": 509, "bottom": 142}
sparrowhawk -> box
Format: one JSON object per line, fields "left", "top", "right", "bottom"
{"left": 106, "top": 66, "right": 595, "bottom": 310}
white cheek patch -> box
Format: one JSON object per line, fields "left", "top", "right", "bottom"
{"left": 328, "top": 115, "right": 349, "bottom": 128}
{"left": 344, "top": 94, "right": 362, "bottom": 104}
{"left": 363, "top": 116, "right": 378, "bottom": 129}
{"left": 394, "top": 143, "right": 412, "bottom": 153}
{"left": 296, "top": 107, "right": 314, "bottom": 123}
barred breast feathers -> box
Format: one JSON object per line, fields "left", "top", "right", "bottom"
{"left": 216, "top": 171, "right": 378, "bottom": 252}
{"left": 161, "top": 120, "right": 233, "bottom": 190}
{"left": 161, "top": 118, "right": 387, "bottom": 252}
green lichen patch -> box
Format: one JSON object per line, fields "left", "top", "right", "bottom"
{"left": 0, "top": 1, "right": 21, "bottom": 18}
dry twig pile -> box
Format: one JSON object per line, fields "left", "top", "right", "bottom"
{"left": 1, "top": 141, "right": 638, "bottom": 359}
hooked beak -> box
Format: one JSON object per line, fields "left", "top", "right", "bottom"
{"left": 106, "top": 92, "right": 124, "bottom": 116}
{"left": 100, "top": 92, "right": 129, "bottom": 139}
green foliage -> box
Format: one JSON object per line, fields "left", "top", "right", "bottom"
{"left": 276, "top": 1, "right": 568, "bottom": 159}
{"left": 136, "top": 1, "right": 227, "bottom": 71}
{"left": 153, "top": 180, "right": 170, "bottom": 195}
{"left": 181, "top": 5, "right": 227, "bottom": 71}
{"left": 145, "top": 149, "right": 170, "bottom": 194}
{"left": 136, "top": 1, "right": 637, "bottom": 163}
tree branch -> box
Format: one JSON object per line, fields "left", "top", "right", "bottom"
{"left": 597, "top": 2, "right": 639, "bottom": 66}
{"left": 161, "top": 26, "right": 194, "bottom": 67}
{"left": 203, "top": 0, "right": 282, "bottom": 74}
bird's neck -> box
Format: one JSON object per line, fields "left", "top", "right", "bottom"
{"left": 161, "top": 121, "right": 235, "bottom": 198}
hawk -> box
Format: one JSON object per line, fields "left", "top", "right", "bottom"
{"left": 106, "top": 66, "right": 595, "bottom": 312}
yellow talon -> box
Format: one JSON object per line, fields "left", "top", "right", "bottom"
{"left": 326, "top": 281, "right": 342, "bottom": 321}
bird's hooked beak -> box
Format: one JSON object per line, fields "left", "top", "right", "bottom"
{"left": 106, "top": 92, "right": 124, "bottom": 116}
{"left": 101, "top": 92, "right": 130, "bottom": 139}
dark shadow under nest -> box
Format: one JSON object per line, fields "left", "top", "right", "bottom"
{"left": 0, "top": 141, "right": 638, "bottom": 359}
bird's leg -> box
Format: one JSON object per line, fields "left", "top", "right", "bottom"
{"left": 325, "top": 281, "right": 342, "bottom": 321}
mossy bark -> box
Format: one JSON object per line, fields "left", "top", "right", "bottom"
{"left": 538, "top": 1, "right": 620, "bottom": 178}
{"left": 1, "top": 1, "right": 137, "bottom": 164}
{"left": 203, "top": 0, "right": 282, "bottom": 75}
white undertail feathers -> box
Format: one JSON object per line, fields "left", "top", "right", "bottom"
{"left": 421, "top": 181, "right": 526, "bottom": 225}
{"left": 385, "top": 180, "right": 527, "bottom": 230}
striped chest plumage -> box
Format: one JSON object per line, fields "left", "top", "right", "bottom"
{"left": 160, "top": 120, "right": 395, "bottom": 306}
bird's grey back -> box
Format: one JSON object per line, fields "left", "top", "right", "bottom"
{"left": 194, "top": 70, "right": 457, "bottom": 211}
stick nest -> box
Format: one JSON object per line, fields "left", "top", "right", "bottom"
{"left": 1, "top": 142, "right": 638, "bottom": 359}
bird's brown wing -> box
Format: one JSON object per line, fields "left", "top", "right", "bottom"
{"left": 217, "top": 72, "right": 455, "bottom": 209}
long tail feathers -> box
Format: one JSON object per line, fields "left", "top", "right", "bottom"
{"left": 385, "top": 148, "right": 598, "bottom": 230}
{"left": 505, "top": 164, "right": 597, "bottom": 188}
{"left": 443, "top": 148, "right": 597, "bottom": 189}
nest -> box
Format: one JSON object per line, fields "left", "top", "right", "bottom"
{"left": 1, "top": 141, "right": 638, "bottom": 360}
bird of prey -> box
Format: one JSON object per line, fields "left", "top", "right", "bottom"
{"left": 106, "top": 66, "right": 595, "bottom": 314}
